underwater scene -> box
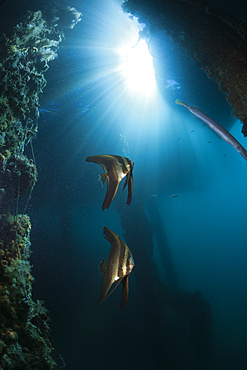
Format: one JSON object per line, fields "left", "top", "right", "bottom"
{"left": 1, "top": 0, "right": 247, "bottom": 369}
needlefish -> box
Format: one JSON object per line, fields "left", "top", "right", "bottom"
{"left": 175, "top": 99, "right": 247, "bottom": 162}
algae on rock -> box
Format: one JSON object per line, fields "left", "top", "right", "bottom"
{"left": 0, "top": 5, "right": 81, "bottom": 369}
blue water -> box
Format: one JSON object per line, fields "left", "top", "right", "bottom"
{"left": 26, "top": 0, "right": 247, "bottom": 369}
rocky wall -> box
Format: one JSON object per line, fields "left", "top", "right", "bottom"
{"left": 122, "top": 0, "right": 247, "bottom": 136}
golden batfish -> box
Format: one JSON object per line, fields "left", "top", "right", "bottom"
{"left": 86, "top": 154, "right": 134, "bottom": 210}
{"left": 98, "top": 227, "right": 135, "bottom": 309}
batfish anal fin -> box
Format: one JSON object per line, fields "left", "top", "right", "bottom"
{"left": 120, "top": 275, "right": 129, "bottom": 309}
{"left": 121, "top": 159, "right": 133, "bottom": 205}
{"left": 126, "top": 170, "right": 133, "bottom": 205}
{"left": 102, "top": 178, "right": 120, "bottom": 210}
{"left": 98, "top": 276, "right": 124, "bottom": 305}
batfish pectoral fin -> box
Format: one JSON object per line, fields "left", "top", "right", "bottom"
{"left": 120, "top": 275, "right": 129, "bottom": 309}
{"left": 99, "top": 173, "right": 108, "bottom": 186}
{"left": 102, "top": 178, "right": 120, "bottom": 210}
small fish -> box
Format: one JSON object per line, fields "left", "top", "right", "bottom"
{"left": 176, "top": 99, "right": 247, "bottom": 162}
{"left": 38, "top": 108, "right": 57, "bottom": 113}
{"left": 170, "top": 194, "right": 178, "bottom": 198}
{"left": 38, "top": 102, "right": 60, "bottom": 114}
{"left": 86, "top": 154, "right": 134, "bottom": 210}
{"left": 98, "top": 227, "right": 135, "bottom": 308}
{"left": 165, "top": 79, "right": 181, "bottom": 89}
{"left": 76, "top": 102, "right": 93, "bottom": 112}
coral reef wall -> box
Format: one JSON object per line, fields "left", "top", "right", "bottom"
{"left": 122, "top": 0, "right": 247, "bottom": 136}
{"left": 0, "top": 6, "right": 81, "bottom": 369}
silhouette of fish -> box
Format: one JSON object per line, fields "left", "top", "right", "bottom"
{"left": 86, "top": 154, "right": 134, "bottom": 210}
{"left": 98, "top": 227, "right": 135, "bottom": 308}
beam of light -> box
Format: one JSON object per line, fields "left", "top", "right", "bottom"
{"left": 119, "top": 38, "right": 156, "bottom": 96}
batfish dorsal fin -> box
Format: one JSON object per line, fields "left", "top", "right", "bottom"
{"left": 86, "top": 155, "right": 115, "bottom": 174}
{"left": 103, "top": 226, "right": 118, "bottom": 245}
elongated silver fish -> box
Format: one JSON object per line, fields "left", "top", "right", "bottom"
{"left": 176, "top": 99, "right": 247, "bottom": 161}
{"left": 98, "top": 227, "right": 135, "bottom": 309}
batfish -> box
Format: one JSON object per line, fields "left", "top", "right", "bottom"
{"left": 98, "top": 226, "right": 135, "bottom": 309}
{"left": 86, "top": 154, "right": 134, "bottom": 210}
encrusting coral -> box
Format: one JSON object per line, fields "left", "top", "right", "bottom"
{"left": 0, "top": 5, "right": 81, "bottom": 369}
{"left": 0, "top": 10, "right": 62, "bottom": 156}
